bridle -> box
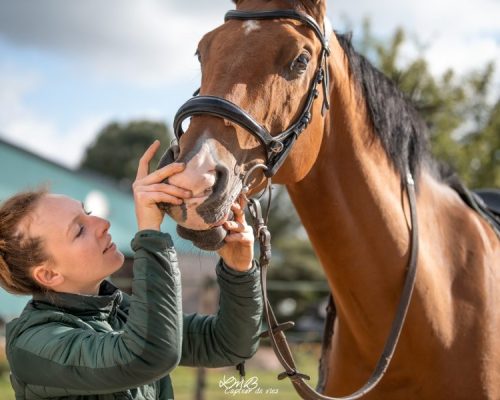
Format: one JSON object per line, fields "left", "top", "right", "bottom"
{"left": 173, "top": 9, "right": 330, "bottom": 178}
{"left": 173, "top": 9, "right": 419, "bottom": 400}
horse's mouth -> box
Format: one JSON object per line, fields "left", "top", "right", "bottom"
{"left": 157, "top": 159, "right": 244, "bottom": 250}
{"left": 177, "top": 225, "right": 227, "bottom": 251}
{"left": 176, "top": 210, "right": 234, "bottom": 251}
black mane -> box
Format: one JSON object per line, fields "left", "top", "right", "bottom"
{"left": 335, "top": 33, "right": 430, "bottom": 181}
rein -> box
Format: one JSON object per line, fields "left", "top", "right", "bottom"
{"left": 243, "top": 167, "right": 419, "bottom": 399}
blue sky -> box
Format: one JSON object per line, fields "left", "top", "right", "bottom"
{"left": 1, "top": 0, "right": 499, "bottom": 168}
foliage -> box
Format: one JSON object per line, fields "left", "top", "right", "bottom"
{"left": 79, "top": 121, "right": 173, "bottom": 187}
{"left": 460, "top": 98, "right": 500, "bottom": 187}
{"left": 354, "top": 19, "right": 499, "bottom": 188}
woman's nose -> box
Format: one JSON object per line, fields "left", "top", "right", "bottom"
{"left": 93, "top": 216, "right": 110, "bottom": 236}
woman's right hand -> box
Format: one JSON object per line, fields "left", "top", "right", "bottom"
{"left": 133, "top": 140, "right": 192, "bottom": 231}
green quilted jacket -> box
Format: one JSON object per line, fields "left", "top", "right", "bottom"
{"left": 6, "top": 230, "right": 263, "bottom": 399}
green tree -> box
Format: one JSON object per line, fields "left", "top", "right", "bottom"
{"left": 79, "top": 121, "right": 173, "bottom": 187}
{"left": 355, "top": 19, "right": 499, "bottom": 188}
{"left": 459, "top": 72, "right": 500, "bottom": 187}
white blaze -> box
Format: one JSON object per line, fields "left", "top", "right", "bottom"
{"left": 242, "top": 20, "right": 260, "bottom": 35}
{"left": 168, "top": 140, "right": 217, "bottom": 198}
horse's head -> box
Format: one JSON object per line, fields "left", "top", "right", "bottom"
{"left": 158, "top": 0, "right": 330, "bottom": 250}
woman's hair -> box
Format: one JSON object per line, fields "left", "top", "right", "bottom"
{"left": 0, "top": 188, "right": 50, "bottom": 295}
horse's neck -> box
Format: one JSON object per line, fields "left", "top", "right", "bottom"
{"left": 286, "top": 37, "right": 413, "bottom": 341}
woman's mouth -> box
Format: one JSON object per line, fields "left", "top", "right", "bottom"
{"left": 103, "top": 242, "right": 115, "bottom": 254}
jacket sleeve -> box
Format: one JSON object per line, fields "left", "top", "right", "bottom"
{"left": 180, "top": 259, "right": 263, "bottom": 367}
{"left": 7, "top": 230, "right": 183, "bottom": 396}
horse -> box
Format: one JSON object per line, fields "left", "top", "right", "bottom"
{"left": 157, "top": 0, "right": 500, "bottom": 398}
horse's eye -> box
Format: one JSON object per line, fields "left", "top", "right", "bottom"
{"left": 195, "top": 50, "right": 201, "bottom": 64}
{"left": 291, "top": 53, "right": 310, "bottom": 74}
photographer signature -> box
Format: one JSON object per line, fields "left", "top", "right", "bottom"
{"left": 218, "top": 375, "right": 279, "bottom": 395}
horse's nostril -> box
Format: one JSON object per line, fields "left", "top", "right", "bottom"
{"left": 213, "top": 165, "right": 229, "bottom": 196}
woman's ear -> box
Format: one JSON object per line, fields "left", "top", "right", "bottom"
{"left": 32, "top": 264, "right": 64, "bottom": 289}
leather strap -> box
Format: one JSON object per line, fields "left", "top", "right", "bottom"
{"left": 173, "top": 9, "right": 330, "bottom": 177}
{"left": 224, "top": 10, "right": 330, "bottom": 51}
{"left": 248, "top": 172, "right": 419, "bottom": 399}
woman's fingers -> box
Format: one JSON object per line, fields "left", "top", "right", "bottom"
{"left": 223, "top": 220, "right": 246, "bottom": 233}
{"left": 135, "top": 190, "right": 184, "bottom": 206}
{"left": 224, "top": 233, "right": 253, "bottom": 244}
{"left": 136, "top": 140, "right": 161, "bottom": 180}
{"left": 138, "top": 183, "right": 192, "bottom": 199}
{"left": 135, "top": 141, "right": 185, "bottom": 185}
{"left": 230, "top": 202, "right": 246, "bottom": 224}
{"left": 217, "top": 197, "right": 254, "bottom": 271}
{"left": 139, "top": 162, "right": 186, "bottom": 186}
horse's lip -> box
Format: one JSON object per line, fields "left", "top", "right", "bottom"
{"left": 176, "top": 225, "right": 227, "bottom": 251}
{"left": 209, "top": 213, "right": 230, "bottom": 228}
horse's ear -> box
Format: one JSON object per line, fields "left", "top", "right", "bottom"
{"left": 297, "top": 0, "right": 326, "bottom": 24}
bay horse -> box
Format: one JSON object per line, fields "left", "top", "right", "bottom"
{"left": 158, "top": 0, "right": 500, "bottom": 398}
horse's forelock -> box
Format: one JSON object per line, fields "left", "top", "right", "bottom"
{"left": 232, "top": 0, "right": 326, "bottom": 20}
{"left": 292, "top": 0, "right": 326, "bottom": 22}
{"left": 232, "top": 0, "right": 278, "bottom": 6}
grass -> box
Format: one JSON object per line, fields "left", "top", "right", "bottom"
{"left": 0, "top": 343, "right": 321, "bottom": 399}
{"left": 0, "top": 374, "right": 13, "bottom": 400}
{"left": 171, "top": 343, "right": 321, "bottom": 399}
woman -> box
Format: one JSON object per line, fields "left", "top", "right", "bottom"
{"left": 0, "top": 141, "right": 263, "bottom": 399}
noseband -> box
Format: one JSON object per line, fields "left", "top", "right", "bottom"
{"left": 173, "top": 9, "right": 331, "bottom": 177}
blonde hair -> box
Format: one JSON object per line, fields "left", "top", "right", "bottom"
{"left": 0, "top": 189, "right": 50, "bottom": 295}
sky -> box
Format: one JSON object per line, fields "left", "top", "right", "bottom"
{"left": 1, "top": 0, "right": 499, "bottom": 168}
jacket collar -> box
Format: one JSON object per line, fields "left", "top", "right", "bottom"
{"left": 31, "top": 280, "right": 123, "bottom": 320}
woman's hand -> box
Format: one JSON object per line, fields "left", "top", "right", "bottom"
{"left": 133, "top": 140, "right": 192, "bottom": 231}
{"left": 217, "top": 198, "right": 254, "bottom": 272}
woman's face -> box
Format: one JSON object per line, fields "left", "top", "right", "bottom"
{"left": 25, "top": 194, "right": 124, "bottom": 295}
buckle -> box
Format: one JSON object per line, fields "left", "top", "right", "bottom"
{"left": 259, "top": 321, "right": 295, "bottom": 338}
{"left": 277, "top": 370, "right": 311, "bottom": 381}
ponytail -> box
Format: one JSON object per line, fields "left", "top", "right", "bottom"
{"left": 0, "top": 189, "right": 49, "bottom": 295}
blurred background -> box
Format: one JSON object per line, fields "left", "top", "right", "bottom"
{"left": 1, "top": 0, "right": 499, "bottom": 399}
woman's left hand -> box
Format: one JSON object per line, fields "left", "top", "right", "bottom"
{"left": 217, "top": 198, "right": 254, "bottom": 272}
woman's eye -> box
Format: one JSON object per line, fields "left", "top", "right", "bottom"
{"left": 76, "top": 224, "right": 85, "bottom": 238}
{"left": 84, "top": 209, "right": 92, "bottom": 216}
